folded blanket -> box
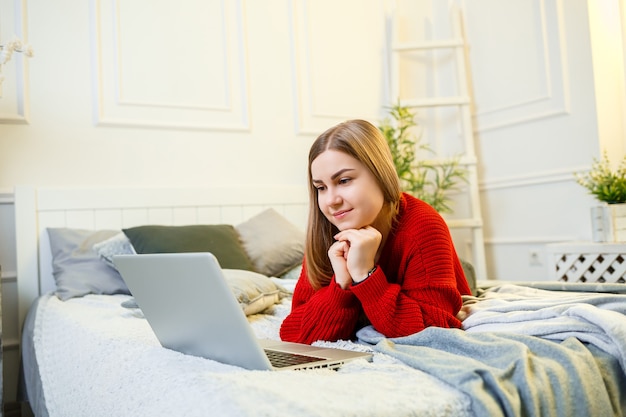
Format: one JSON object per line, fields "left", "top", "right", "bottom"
{"left": 357, "top": 284, "right": 626, "bottom": 417}
{"left": 358, "top": 326, "right": 622, "bottom": 417}
{"left": 463, "top": 284, "right": 626, "bottom": 373}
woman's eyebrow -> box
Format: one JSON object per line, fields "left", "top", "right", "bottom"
{"left": 312, "top": 168, "right": 355, "bottom": 184}
{"left": 330, "top": 168, "right": 354, "bottom": 180}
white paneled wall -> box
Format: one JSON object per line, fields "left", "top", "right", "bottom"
{"left": 93, "top": 0, "right": 251, "bottom": 130}
{"left": 290, "top": 0, "right": 388, "bottom": 134}
{"left": 0, "top": 0, "right": 389, "bottom": 189}
{"left": 459, "top": 0, "right": 620, "bottom": 281}
{"left": 464, "top": 0, "right": 571, "bottom": 132}
{"left": 389, "top": 0, "right": 617, "bottom": 281}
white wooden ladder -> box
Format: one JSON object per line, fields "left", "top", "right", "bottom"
{"left": 390, "top": 4, "right": 488, "bottom": 280}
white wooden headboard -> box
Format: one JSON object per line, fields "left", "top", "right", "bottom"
{"left": 15, "top": 185, "right": 309, "bottom": 331}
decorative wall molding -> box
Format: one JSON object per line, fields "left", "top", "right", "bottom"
{"left": 90, "top": 0, "right": 250, "bottom": 131}
{"left": 0, "top": 0, "right": 31, "bottom": 124}
{"left": 289, "top": 0, "right": 386, "bottom": 135}
{"left": 463, "top": 0, "right": 570, "bottom": 132}
{"left": 484, "top": 236, "right": 578, "bottom": 245}
{"left": 479, "top": 165, "right": 586, "bottom": 191}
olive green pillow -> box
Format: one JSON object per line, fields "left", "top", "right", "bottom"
{"left": 122, "top": 225, "right": 255, "bottom": 271}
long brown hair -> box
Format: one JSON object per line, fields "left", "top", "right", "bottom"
{"left": 305, "top": 119, "right": 401, "bottom": 289}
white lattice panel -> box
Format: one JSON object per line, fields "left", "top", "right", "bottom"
{"left": 547, "top": 242, "right": 626, "bottom": 284}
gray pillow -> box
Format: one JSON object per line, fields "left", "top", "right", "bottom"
{"left": 47, "top": 228, "right": 131, "bottom": 301}
{"left": 460, "top": 258, "right": 477, "bottom": 296}
{"left": 93, "top": 231, "right": 136, "bottom": 267}
{"left": 236, "top": 208, "right": 305, "bottom": 277}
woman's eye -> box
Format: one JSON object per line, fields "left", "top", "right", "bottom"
{"left": 338, "top": 177, "right": 351, "bottom": 185}
{"left": 315, "top": 185, "right": 326, "bottom": 192}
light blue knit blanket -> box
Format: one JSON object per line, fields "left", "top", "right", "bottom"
{"left": 357, "top": 284, "right": 626, "bottom": 417}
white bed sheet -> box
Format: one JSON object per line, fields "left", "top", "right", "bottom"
{"left": 25, "top": 287, "right": 471, "bottom": 417}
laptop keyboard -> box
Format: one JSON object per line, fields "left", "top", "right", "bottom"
{"left": 264, "top": 349, "right": 325, "bottom": 368}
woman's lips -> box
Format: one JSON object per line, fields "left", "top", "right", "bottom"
{"left": 333, "top": 209, "right": 352, "bottom": 219}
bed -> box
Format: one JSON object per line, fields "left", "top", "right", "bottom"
{"left": 15, "top": 185, "right": 626, "bottom": 417}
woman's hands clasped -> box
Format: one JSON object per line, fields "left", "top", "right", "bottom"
{"left": 328, "top": 226, "right": 381, "bottom": 289}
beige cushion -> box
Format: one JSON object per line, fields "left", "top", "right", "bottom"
{"left": 223, "top": 269, "right": 291, "bottom": 315}
{"left": 236, "top": 208, "right": 305, "bottom": 277}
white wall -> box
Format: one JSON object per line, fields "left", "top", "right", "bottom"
{"left": 461, "top": 0, "right": 626, "bottom": 280}
{"left": 0, "top": 0, "right": 623, "bottom": 405}
{"left": 0, "top": 0, "right": 389, "bottom": 188}
{"left": 386, "top": 0, "right": 624, "bottom": 281}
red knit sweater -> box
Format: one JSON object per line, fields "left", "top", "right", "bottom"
{"left": 279, "top": 193, "right": 471, "bottom": 344}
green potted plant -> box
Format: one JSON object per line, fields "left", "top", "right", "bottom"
{"left": 575, "top": 151, "right": 626, "bottom": 204}
{"left": 379, "top": 103, "right": 467, "bottom": 213}
{"left": 575, "top": 151, "right": 626, "bottom": 242}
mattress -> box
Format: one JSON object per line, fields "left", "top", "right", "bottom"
{"left": 22, "top": 285, "right": 472, "bottom": 417}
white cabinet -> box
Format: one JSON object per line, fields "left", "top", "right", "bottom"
{"left": 546, "top": 242, "right": 626, "bottom": 283}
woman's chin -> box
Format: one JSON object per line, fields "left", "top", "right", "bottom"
{"left": 334, "top": 222, "right": 368, "bottom": 231}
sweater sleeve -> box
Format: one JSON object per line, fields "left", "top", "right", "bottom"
{"left": 279, "top": 267, "right": 361, "bottom": 344}
{"left": 350, "top": 211, "right": 464, "bottom": 338}
{"left": 351, "top": 268, "right": 463, "bottom": 338}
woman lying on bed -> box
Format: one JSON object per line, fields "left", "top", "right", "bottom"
{"left": 280, "top": 119, "right": 471, "bottom": 344}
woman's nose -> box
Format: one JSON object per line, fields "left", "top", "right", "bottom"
{"left": 325, "top": 187, "right": 342, "bottom": 206}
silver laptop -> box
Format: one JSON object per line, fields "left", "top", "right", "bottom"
{"left": 112, "top": 252, "right": 372, "bottom": 371}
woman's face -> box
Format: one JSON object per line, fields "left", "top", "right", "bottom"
{"left": 311, "top": 149, "right": 385, "bottom": 231}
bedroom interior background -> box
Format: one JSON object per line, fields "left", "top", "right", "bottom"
{"left": 1, "top": 0, "right": 625, "bottom": 411}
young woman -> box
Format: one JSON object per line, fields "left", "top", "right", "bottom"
{"left": 279, "top": 119, "right": 471, "bottom": 344}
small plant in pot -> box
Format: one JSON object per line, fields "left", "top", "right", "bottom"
{"left": 575, "top": 151, "right": 626, "bottom": 204}
{"left": 378, "top": 103, "right": 467, "bottom": 213}
{"left": 575, "top": 151, "right": 626, "bottom": 242}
